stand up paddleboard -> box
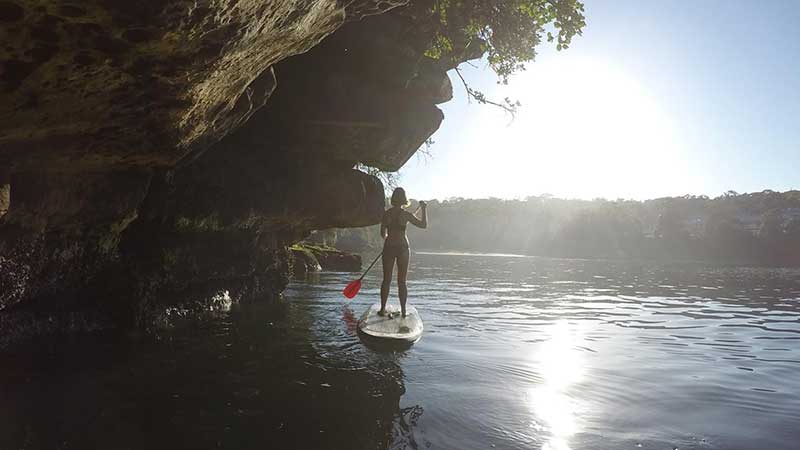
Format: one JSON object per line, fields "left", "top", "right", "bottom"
{"left": 358, "top": 303, "right": 423, "bottom": 346}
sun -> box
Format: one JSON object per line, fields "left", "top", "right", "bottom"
{"left": 445, "top": 57, "right": 695, "bottom": 200}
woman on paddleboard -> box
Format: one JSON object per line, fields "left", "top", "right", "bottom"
{"left": 380, "top": 187, "right": 427, "bottom": 318}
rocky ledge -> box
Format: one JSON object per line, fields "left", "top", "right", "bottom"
{"left": 291, "top": 244, "right": 362, "bottom": 277}
{"left": 0, "top": 0, "right": 458, "bottom": 345}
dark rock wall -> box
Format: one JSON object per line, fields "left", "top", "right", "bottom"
{"left": 1, "top": 0, "right": 404, "bottom": 171}
{"left": 0, "top": 0, "right": 454, "bottom": 343}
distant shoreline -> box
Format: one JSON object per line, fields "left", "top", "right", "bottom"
{"left": 410, "top": 249, "right": 800, "bottom": 270}
{"left": 414, "top": 250, "right": 529, "bottom": 258}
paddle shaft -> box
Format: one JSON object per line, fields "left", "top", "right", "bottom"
{"left": 357, "top": 205, "right": 423, "bottom": 281}
{"left": 359, "top": 252, "right": 382, "bottom": 281}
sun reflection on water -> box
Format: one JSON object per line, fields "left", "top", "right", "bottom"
{"left": 528, "top": 320, "right": 587, "bottom": 450}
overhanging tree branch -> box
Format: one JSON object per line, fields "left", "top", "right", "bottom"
{"left": 453, "top": 67, "right": 520, "bottom": 117}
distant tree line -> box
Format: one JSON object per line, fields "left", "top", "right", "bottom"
{"left": 311, "top": 190, "right": 800, "bottom": 266}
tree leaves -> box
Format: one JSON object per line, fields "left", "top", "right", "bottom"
{"left": 426, "top": 0, "right": 586, "bottom": 81}
{"left": 422, "top": 0, "right": 585, "bottom": 115}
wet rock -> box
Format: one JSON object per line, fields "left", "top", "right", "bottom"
{"left": 0, "top": 184, "right": 9, "bottom": 218}
{"left": 313, "top": 248, "right": 362, "bottom": 272}
{"left": 290, "top": 248, "right": 323, "bottom": 277}
{"left": 291, "top": 244, "right": 361, "bottom": 276}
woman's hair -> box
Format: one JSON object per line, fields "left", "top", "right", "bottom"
{"left": 390, "top": 187, "right": 409, "bottom": 207}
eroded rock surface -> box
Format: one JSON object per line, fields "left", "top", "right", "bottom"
{"left": 1, "top": 0, "right": 405, "bottom": 171}
{"left": 0, "top": 0, "right": 456, "bottom": 344}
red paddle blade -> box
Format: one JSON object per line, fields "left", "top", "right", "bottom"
{"left": 343, "top": 279, "right": 362, "bottom": 299}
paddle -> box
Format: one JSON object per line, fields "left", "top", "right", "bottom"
{"left": 342, "top": 204, "right": 423, "bottom": 299}
{"left": 342, "top": 252, "right": 382, "bottom": 299}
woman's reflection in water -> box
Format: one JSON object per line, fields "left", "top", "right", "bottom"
{"left": 342, "top": 304, "right": 359, "bottom": 336}
{"left": 341, "top": 304, "right": 425, "bottom": 449}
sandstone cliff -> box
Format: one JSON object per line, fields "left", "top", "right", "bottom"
{"left": 0, "top": 0, "right": 455, "bottom": 344}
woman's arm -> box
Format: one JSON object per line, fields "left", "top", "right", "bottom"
{"left": 406, "top": 202, "right": 428, "bottom": 229}
{"left": 380, "top": 211, "right": 388, "bottom": 238}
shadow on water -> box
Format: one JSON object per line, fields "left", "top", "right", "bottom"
{"left": 0, "top": 294, "right": 424, "bottom": 450}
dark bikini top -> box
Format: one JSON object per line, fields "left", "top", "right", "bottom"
{"left": 386, "top": 208, "right": 406, "bottom": 232}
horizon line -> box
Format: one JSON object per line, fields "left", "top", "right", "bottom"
{"left": 401, "top": 188, "right": 800, "bottom": 204}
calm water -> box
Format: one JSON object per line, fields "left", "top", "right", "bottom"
{"left": 2, "top": 253, "right": 800, "bottom": 450}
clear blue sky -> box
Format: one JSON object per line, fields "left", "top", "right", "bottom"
{"left": 401, "top": 0, "right": 800, "bottom": 201}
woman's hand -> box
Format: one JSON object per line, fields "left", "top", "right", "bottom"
{"left": 419, "top": 200, "right": 427, "bottom": 209}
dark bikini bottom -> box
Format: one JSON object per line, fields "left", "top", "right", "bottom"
{"left": 382, "top": 243, "right": 409, "bottom": 260}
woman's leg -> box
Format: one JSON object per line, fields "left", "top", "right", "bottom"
{"left": 396, "top": 247, "right": 410, "bottom": 317}
{"left": 380, "top": 248, "right": 395, "bottom": 315}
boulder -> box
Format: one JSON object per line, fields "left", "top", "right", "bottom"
{"left": 290, "top": 247, "right": 322, "bottom": 278}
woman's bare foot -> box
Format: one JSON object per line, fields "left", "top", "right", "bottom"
{"left": 377, "top": 309, "right": 387, "bottom": 317}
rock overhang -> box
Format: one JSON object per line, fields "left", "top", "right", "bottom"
{"left": 0, "top": 0, "right": 459, "bottom": 343}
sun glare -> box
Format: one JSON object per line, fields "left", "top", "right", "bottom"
{"left": 527, "top": 320, "right": 586, "bottom": 450}
{"left": 449, "top": 58, "right": 697, "bottom": 200}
